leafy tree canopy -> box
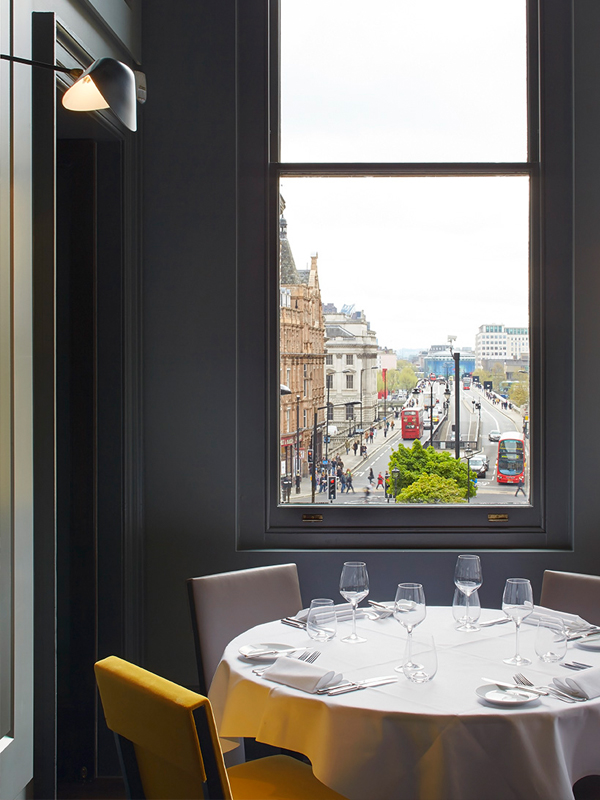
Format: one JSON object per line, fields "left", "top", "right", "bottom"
{"left": 377, "top": 369, "right": 402, "bottom": 393}
{"left": 388, "top": 439, "right": 476, "bottom": 501}
{"left": 398, "top": 365, "right": 418, "bottom": 392}
{"left": 491, "top": 363, "right": 506, "bottom": 391}
{"left": 396, "top": 473, "right": 467, "bottom": 504}
{"left": 509, "top": 378, "right": 528, "bottom": 408}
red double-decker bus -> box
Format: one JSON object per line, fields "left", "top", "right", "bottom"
{"left": 496, "top": 431, "right": 526, "bottom": 484}
{"left": 401, "top": 407, "right": 423, "bottom": 439}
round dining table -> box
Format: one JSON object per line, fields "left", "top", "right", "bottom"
{"left": 209, "top": 606, "right": 600, "bottom": 800}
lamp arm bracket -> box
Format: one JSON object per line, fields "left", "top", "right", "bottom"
{"left": 0, "top": 53, "right": 82, "bottom": 79}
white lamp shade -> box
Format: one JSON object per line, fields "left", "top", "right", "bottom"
{"left": 62, "top": 58, "right": 137, "bottom": 131}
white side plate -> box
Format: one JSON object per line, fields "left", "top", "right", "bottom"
{"left": 238, "top": 642, "right": 297, "bottom": 661}
{"left": 476, "top": 685, "right": 539, "bottom": 706}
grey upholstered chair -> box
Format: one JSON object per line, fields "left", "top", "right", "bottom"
{"left": 187, "top": 563, "right": 303, "bottom": 694}
{"left": 540, "top": 570, "right": 600, "bottom": 626}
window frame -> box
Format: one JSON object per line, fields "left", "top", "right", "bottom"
{"left": 236, "top": 0, "right": 574, "bottom": 550}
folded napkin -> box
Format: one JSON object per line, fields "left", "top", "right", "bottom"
{"left": 554, "top": 666, "right": 600, "bottom": 699}
{"left": 262, "top": 656, "right": 343, "bottom": 693}
{"left": 523, "top": 605, "right": 590, "bottom": 629}
{"left": 295, "top": 603, "right": 368, "bottom": 623}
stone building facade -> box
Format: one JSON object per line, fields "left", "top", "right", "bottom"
{"left": 279, "top": 200, "right": 326, "bottom": 481}
{"left": 323, "top": 306, "right": 379, "bottom": 445}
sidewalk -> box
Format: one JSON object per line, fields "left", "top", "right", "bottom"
{"left": 294, "top": 422, "right": 405, "bottom": 499}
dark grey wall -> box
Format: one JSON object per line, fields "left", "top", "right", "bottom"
{"left": 141, "top": 0, "right": 600, "bottom": 686}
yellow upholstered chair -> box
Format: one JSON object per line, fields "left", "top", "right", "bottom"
{"left": 540, "top": 570, "right": 600, "bottom": 626}
{"left": 95, "top": 655, "right": 347, "bottom": 800}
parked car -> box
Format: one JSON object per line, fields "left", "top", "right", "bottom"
{"left": 469, "top": 455, "right": 488, "bottom": 478}
{"left": 488, "top": 429, "right": 501, "bottom": 442}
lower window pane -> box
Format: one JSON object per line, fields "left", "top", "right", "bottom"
{"left": 278, "top": 176, "right": 530, "bottom": 507}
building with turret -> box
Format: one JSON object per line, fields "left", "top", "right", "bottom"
{"left": 279, "top": 198, "right": 326, "bottom": 481}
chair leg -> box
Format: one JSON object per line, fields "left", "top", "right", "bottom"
{"left": 114, "top": 733, "right": 146, "bottom": 800}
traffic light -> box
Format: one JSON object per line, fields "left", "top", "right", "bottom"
{"left": 328, "top": 475, "right": 336, "bottom": 500}
{"left": 307, "top": 448, "right": 313, "bottom": 463}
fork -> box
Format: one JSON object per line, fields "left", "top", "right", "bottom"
{"left": 513, "top": 672, "right": 584, "bottom": 703}
{"left": 253, "top": 648, "right": 320, "bottom": 675}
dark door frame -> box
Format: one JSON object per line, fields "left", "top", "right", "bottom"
{"left": 32, "top": 12, "right": 144, "bottom": 798}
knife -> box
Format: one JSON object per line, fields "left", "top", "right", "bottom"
{"left": 481, "top": 678, "right": 548, "bottom": 696}
{"left": 479, "top": 617, "right": 511, "bottom": 627}
{"left": 281, "top": 617, "right": 306, "bottom": 628}
{"left": 323, "top": 676, "right": 398, "bottom": 695}
{"left": 316, "top": 674, "right": 397, "bottom": 694}
{"left": 567, "top": 630, "right": 600, "bottom": 641}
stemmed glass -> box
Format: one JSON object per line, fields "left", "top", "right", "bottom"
{"left": 454, "top": 555, "right": 482, "bottom": 631}
{"left": 502, "top": 578, "right": 534, "bottom": 665}
{"left": 339, "top": 561, "right": 369, "bottom": 643}
{"left": 393, "top": 583, "right": 426, "bottom": 672}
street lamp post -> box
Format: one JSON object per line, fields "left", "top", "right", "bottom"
{"left": 426, "top": 380, "right": 434, "bottom": 448}
{"left": 453, "top": 351, "right": 461, "bottom": 460}
{"left": 311, "top": 401, "right": 361, "bottom": 504}
{"left": 384, "top": 369, "right": 388, "bottom": 421}
{"left": 464, "top": 447, "right": 473, "bottom": 503}
{"left": 392, "top": 466, "right": 400, "bottom": 503}
{"left": 295, "top": 394, "right": 301, "bottom": 493}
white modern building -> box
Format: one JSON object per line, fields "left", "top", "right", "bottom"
{"left": 475, "top": 324, "right": 529, "bottom": 367}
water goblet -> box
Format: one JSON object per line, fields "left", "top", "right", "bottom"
{"left": 534, "top": 616, "right": 567, "bottom": 663}
{"left": 452, "top": 587, "right": 481, "bottom": 629}
{"left": 339, "top": 561, "right": 369, "bottom": 643}
{"left": 307, "top": 598, "right": 337, "bottom": 642}
{"left": 393, "top": 582, "right": 426, "bottom": 672}
{"left": 502, "top": 577, "right": 534, "bottom": 665}
{"left": 402, "top": 635, "right": 437, "bottom": 683}
{"left": 454, "top": 554, "right": 482, "bottom": 632}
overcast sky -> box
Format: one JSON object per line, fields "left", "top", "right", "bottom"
{"left": 279, "top": 0, "right": 529, "bottom": 352}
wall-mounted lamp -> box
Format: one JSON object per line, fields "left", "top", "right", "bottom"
{"left": 0, "top": 54, "right": 145, "bottom": 131}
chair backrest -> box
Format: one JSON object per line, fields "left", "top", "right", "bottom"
{"left": 540, "top": 570, "right": 600, "bottom": 625}
{"left": 95, "top": 655, "right": 232, "bottom": 800}
{"left": 187, "top": 563, "right": 302, "bottom": 692}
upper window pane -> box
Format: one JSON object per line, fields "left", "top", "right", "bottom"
{"left": 280, "top": 0, "right": 528, "bottom": 163}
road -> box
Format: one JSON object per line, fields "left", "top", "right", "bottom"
{"left": 288, "top": 381, "right": 529, "bottom": 506}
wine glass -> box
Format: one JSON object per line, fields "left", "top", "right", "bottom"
{"left": 452, "top": 587, "right": 481, "bottom": 628}
{"left": 339, "top": 561, "right": 369, "bottom": 643}
{"left": 454, "top": 555, "right": 482, "bottom": 631}
{"left": 502, "top": 578, "right": 534, "bottom": 665}
{"left": 393, "top": 583, "right": 426, "bottom": 672}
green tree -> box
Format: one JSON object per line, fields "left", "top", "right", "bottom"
{"left": 377, "top": 369, "right": 402, "bottom": 393}
{"left": 397, "top": 473, "right": 467, "bottom": 504}
{"left": 509, "top": 377, "right": 529, "bottom": 407}
{"left": 388, "top": 439, "right": 476, "bottom": 502}
{"left": 491, "top": 363, "right": 505, "bottom": 391}
{"left": 397, "top": 365, "right": 418, "bottom": 392}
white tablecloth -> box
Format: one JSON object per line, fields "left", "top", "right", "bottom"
{"left": 209, "top": 607, "right": 600, "bottom": 800}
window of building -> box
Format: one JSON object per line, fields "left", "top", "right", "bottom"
{"left": 326, "top": 354, "right": 333, "bottom": 365}
{"left": 345, "top": 374, "right": 354, "bottom": 390}
{"left": 346, "top": 355, "right": 353, "bottom": 365}
{"left": 326, "top": 374, "right": 333, "bottom": 390}
{"left": 236, "top": 0, "right": 573, "bottom": 549}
